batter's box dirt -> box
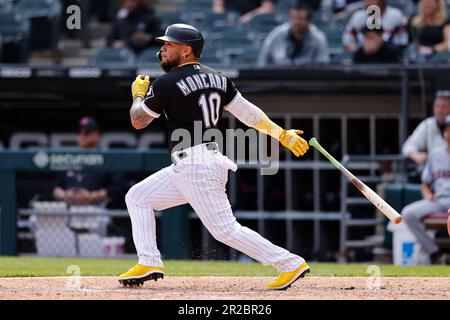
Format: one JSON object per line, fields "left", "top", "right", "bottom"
{"left": 0, "top": 277, "right": 449, "bottom": 300}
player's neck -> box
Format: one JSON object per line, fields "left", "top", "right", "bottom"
{"left": 177, "top": 58, "right": 199, "bottom": 68}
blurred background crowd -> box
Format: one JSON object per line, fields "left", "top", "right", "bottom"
{"left": 1, "top": 0, "right": 450, "bottom": 66}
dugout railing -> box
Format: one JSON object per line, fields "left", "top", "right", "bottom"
{"left": 1, "top": 148, "right": 409, "bottom": 262}
{"left": 340, "top": 154, "right": 408, "bottom": 262}
{"left": 0, "top": 149, "right": 192, "bottom": 259}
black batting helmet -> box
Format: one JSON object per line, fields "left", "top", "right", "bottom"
{"left": 156, "top": 23, "right": 204, "bottom": 58}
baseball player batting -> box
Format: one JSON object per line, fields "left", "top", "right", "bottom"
{"left": 119, "top": 24, "right": 310, "bottom": 290}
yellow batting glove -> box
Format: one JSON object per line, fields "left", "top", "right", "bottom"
{"left": 279, "top": 129, "right": 309, "bottom": 157}
{"left": 131, "top": 75, "right": 150, "bottom": 100}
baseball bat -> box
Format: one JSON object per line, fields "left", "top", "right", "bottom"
{"left": 309, "top": 137, "right": 403, "bottom": 224}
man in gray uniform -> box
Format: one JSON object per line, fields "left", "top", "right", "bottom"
{"left": 402, "top": 90, "right": 450, "bottom": 166}
{"left": 401, "top": 114, "right": 450, "bottom": 264}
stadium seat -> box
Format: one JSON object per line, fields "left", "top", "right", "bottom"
{"left": 210, "top": 29, "right": 253, "bottom": 50}
{"left": 137, "top": 47, "right": 161, "bottom": 65}
{"left": 407, "top": 1, "right": 419, "bottom": 16}
{"left": 0, "top": 10, "right": 30, "bottom": 62}
{"left": 200, "top": 12, "right": 240, "bottom": 32}
{"left": 159, "top": 11, "right": 189, "bottom": 30}
{"left": 428, "top": 52, "right": 450, "bottom": 63}
{"left": 229, "top": 44, "right": 260, "bottom": 65}
{"left": 90, "top": 47, "right": 136, "bottom": 67}
{"left": 387, "top": 0, "right": 404, "bottom": 10}
{"left": 322, "top": 24, "right": 345, "bottom": 45}
{"left": 247, "top": 13, "right": 280, "bottom": 34}
{"left": 311, "top": 11, "right": 325, "bottom": 27}
{"left": 185, "top": 10, "right": 208, "bottom": 28}
{"left": 330, "top": 51, "right": 353, "bottom": 65}
{"left": 183, "top": 0, "right": 212, "bottom": 12}
{"left": 423, "top": 212, "right": 449, "bottom": 230}
{"left": 403, "top": 45, "right": 450, "bottom": 64}
{"left": 246, "top": 14, "right": 280, "bottom": 47}
{"left": 0, "top": 0, "right": 13, "bottom": 13}
{"left": 16, "top": 0, "right": 62, "bottom": 52}
{"left": 403, "top": 183, "right": 422, "bottom": 205}
{"left": 201, "top": 49, "right": 222, "bottom": 64}
{"left": 16, "top": 0, "right": 62, "bottom": 19}
{"left": 276, "top": 0, "right": 297, "bottom": 17}
{"left": 0, "top": 10, "right": 29, "bottom": 43}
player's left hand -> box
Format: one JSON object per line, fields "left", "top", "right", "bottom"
{"left": 279, "top": 129, "right": 309, "bottom": 157}
{"left": 131, "top": 75, "right": 150, "bottom": 100}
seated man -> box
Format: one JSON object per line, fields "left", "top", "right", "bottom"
{"left": 257, "top": 3, "right": 329, "bottom": 66}
{"left": 52, "top": 116, "right": 125, "bottom": 235}
{"left": 402, "top": 90, "right": 450, "bottom": 167}
{"left": 353, "top": 26, "right": 400, "bottom": 63}
{"left": 401, "top": 115, "right": 450, "bottom": 264}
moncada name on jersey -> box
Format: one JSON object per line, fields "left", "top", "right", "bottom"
{"left": 176, "top": 73, "right": 227, "bottom": 96}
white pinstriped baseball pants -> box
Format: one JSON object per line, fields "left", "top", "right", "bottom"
{"left": 125, "top": 143, "right": 304, "bottom": 273}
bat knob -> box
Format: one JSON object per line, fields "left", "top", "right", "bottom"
{"left": 308, "top": 137, "right": 318, "bottom": 147}
{"left": 394, "top": 216, "right": 403, "bottom": 224}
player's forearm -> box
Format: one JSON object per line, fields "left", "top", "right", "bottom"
{"left": 225, "top": 95, "right": 308, "bottom": 156}
{"left": 225, "top": 93, "right": 283, "bottom": 139}
{"left": 253, "top": 109, "right": 283, "bottom": 139}
{"left": 130, "top": 97, "right": 153, "bottom": 129}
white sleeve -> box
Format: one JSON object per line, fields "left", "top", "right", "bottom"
{"left": 224, "top": 91, "right": 261, "bottom": 128}
{"left": 401, "top": 119, "right": 428, "bottom": 157}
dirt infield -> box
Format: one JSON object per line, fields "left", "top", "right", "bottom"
{"left": 0, "top": 276, "right": 449, "bottom": 300}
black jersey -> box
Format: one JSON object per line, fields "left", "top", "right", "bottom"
{"left": 142, "top": 63, "right": 238, "bottom": 152}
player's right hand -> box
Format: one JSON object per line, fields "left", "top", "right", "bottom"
{"left": 131, "top": 75, "right": 150, "bottom": 100}
{"left": 279, "top": 129, "right": 309, "bottom": 157}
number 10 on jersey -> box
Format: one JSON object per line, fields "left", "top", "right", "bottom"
{"left": 199, "top": 92, "right": 221, "bottom": 128}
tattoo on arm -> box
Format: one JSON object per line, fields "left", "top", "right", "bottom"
{"left": 130, "top": 97, "right": 154, "bottom": 129}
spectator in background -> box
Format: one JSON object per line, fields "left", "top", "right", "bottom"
{"left": 107, "top": 0, "right": 163, "bottom": 54}
{"left": 257, "top": 3, "right": 330, "bottom": 66}
{"left": 212, "top": 0, "right": 275, "bottom": 24}
{"left": 409, "top": 0, "right": 450, "bottom": 60}
{"left": 343, "top": 0, "right": 408, "bottom": 53}
{"left": 353, "top": 26, "right": 400, "bottom": 63}
{"left": 331, "top": 0, "right": 365, "bottom": 21}
{"left": 402, "top": 90, "right": 450, "bottom": 166}
{"left": 401, "top": 114, "right": 450, "bottom": 265}
{"left": 52, "top": 116, "right": 125, "bottom": 208}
